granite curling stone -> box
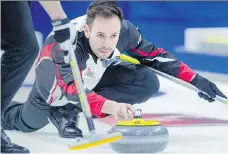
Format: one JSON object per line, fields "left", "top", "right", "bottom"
{"left": 108, "top": 109, "right": 169, "bottom": 153}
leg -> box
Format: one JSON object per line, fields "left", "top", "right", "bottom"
{"left": 32, "top": 53, "right": 83, "bottom": 139}
{"left": 1, "top": 1, "right": 39, "bottom": 111}
{"left": 2, "top": 80, "right": 82, "bottom": 138}
{"left": 93, "top": 62, "right": 160, "bottom": 104}
{"left": 1, "top": 82, "right": 53, "bottom": 132}
{"left": 1, "top": 2, "right": 39, "bottom": 153}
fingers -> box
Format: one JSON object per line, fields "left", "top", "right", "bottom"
{"left": 198, "top": 92, "right": 215, "bottom": 102}
{"left": 126, "top": 104, "right": 136, "bottom": 114}
{"left": 120, "top": 105, "right": 128, "bottom": 120}
{"left": 127, "top": 110, "right": 134, "bottom": 119}
{"left": 205, "top": 85, "right": 216, "bottom": 98}
{"left": 114, "top": 104, "right": 136, "bottom": 120}
{"left": 202, "top": 83, "right": 227, "bottom": 102}
{"left": 210, "top": 84, "right": 227, "bottom": 99}
{"left": 112, "top": 106, "right": 126, "bottom": 121}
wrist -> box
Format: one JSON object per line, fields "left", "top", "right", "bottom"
{"left": 101, "top": 100, "right": 117, "bottom": 114}
{"left": 190, "top": 73, "right": 197, "bottom": 82}
{"left": 190, "top": 73, "right": 206, "bottom": 87}
{"left": 52, "top": 18, "right": 69, "bottom": 26}
{"left": 52, "top": 18, "right": 70, "bottom": 31}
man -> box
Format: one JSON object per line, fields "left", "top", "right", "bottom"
{"left": 1, "top": 1, "right": 77, "bottom": 153}
{"left": 2, "top": 0, "right": 227, "bottom": 143}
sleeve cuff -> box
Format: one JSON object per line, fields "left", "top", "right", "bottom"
{"left": 87, "top": 92, "right": 108, "bottom": 118}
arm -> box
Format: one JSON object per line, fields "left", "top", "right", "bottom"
{"left": 51, "top": 38, "right": 137, "bottom": 118}
{"left": 38, "top": 1, "right": 75, "bottom": 55}
{"left": 51, "top": 42, "right": 107, "bottom": 118}
{"left": 122, "top": 20, "right": 196, "bottom": 83}
{"left": 38, "top": 1, "right": 67, "bottom": 20}
{"left": 121, "top": 20, "right": 227, "bottom": 101}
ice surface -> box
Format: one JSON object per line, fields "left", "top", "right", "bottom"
{"left": 6, "top": 76, "right": 228, "bottom": 153}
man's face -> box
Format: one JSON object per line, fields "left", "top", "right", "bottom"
{"left": 84, "top": 15, "right": 121, "bottom": 59}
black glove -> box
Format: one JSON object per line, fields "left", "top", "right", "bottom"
{"left": 51, "top": 18, "right": 77, "bottom": 63}
{"left": 52, "top": 18, "right": 71, "bottom": 45}
{"left": 190, "top": 74, "right": 227, "bottom": 102}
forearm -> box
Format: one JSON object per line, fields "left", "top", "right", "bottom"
{"left": 38, "top": 1, "right": 67, "bottom": 20}
{"left": 123, "top": 20, "right": 196, "bottom": 82}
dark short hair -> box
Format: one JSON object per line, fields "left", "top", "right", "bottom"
{"left": 86, "top": 0, "right": 124, "bottom": 26}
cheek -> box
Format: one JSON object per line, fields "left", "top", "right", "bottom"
{"left": 90, "top": 37, "right": 100, "bottom": 49}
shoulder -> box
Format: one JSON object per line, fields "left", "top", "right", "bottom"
{"left": 117, "top": 20, "right": 139, "bottom": 50}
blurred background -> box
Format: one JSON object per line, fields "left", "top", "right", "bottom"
{"left": 26, "top": 1, "right": 228, "bottom": 85}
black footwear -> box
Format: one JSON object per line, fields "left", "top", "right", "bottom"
{"left": 1, "top": 129, "right": 30, "bottom": 153}
{"left": 48, "top": 104, "right": 83, "bottom": 138}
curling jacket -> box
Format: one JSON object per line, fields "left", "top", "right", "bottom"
{"left": 35, "top": 15, "right": 196, "bottom": 118}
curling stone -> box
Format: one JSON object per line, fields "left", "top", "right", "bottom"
{"left": 108, "top": 109, "right": 169, "bottom": 153}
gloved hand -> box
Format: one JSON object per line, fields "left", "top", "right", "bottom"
{"left": 190, "top": 73, "right": 227, "bottom": 102}
{"left": 51, "top": 18, "right": 77, "bottom": 63}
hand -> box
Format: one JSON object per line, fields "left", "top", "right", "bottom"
{"left": 112, "top": 103, "right": 136, "bottom": 120}
{"left": 101, "top": 100, "right": 136, "bottom": 120}
{"left": 190, "top": 74, "right": 227, "bottom": 102}
{"left": 51, "top": 18, "right": 78, "bottom": 63}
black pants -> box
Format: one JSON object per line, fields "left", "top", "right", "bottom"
{"left": 2, "top": 62, "right": 160, "bottom": 132}
{"left": 1, "top": 2, "right": 39, "bottom": 111}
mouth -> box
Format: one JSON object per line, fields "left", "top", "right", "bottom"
{"left": 100, "top": 50, "right": 110, "bottom": 53}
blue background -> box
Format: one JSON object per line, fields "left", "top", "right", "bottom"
{"left": 30, "top": 1, "right": 228, "bottom": 74}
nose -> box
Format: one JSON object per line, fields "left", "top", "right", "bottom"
{"left": 102, "top": 38, "right": 112, "bottom": 49}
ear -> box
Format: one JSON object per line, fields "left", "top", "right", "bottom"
{"left": 84, "top": 24, "right": 90, "bottom": 38}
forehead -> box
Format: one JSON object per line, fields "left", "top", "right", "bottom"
{"left": 90, "top": 15, "right": 121, "bottom": 34}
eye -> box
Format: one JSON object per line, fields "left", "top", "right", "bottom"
{"left": 97, "top": 34, "right": 104, "bottom": 38}
{"left": 111, "top": 35, "right": 117, "bottom": 38}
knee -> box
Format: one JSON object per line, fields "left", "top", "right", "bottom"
{"left": 19, "top": 124, "right": 39, "bottom": 133}
{"left": 20, "top": 37, "right": 40, "bottom": 61}
{"left": 136, "top": 69, "right": 160, "bottom": 103}
{"left": 24, "top": 41, "right": 40, "bottom": 60}
{"left": 145, "top": 71, "right": 160, "bottom": 95}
